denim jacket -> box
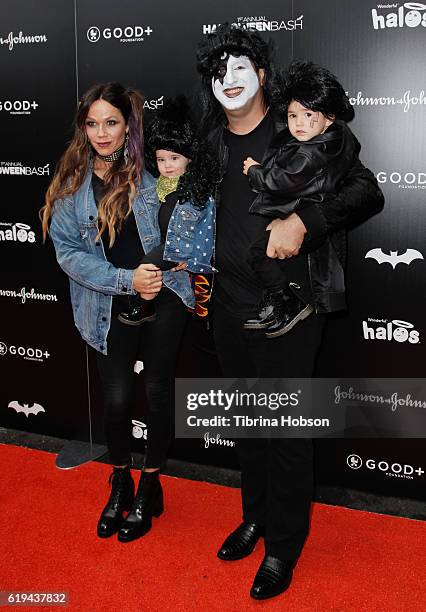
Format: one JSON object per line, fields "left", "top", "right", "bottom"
{"left": 164, "top": 196, "right": 216, "bottom": 274}
{"left": 50, "top": 169, "right": 213, "bottom": 354}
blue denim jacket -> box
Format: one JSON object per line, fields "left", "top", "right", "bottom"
{"left": 50, "top": 170, "right": 214, "bottom": 355}
{"left": 164, "top": 196, "right": 215, "bottom": 274}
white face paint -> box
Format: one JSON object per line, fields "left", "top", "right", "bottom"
{"left": 212, "top": 54, "right": 261, "bottom": 111}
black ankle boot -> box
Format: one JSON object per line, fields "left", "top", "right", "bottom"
{"left": 117, "top": 470, "right": 164, "bottom": 542}
{"left": 117, "top": 297, "right": 156, "bottom": 326}
{"left": 244, "top": 288, "right": 313, "bottom": 336}
{"left": 265, "top": 288, "right": 313, "bottom": 338}
{"left": 97, "top": 466, "right": 135, "bottom": 538}
{"left": 243, "top": 291, "right": 277, "bottom": 330}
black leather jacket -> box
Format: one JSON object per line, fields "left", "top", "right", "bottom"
{"left": 248, "top": 121, "right": 360, "bottom": 218}
{"left": 207, "top": 115, "right": 384, "bottom": 313}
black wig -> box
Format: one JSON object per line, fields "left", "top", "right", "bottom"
{"left": 145, "top": 96, "right": 219, "bottom": 209}
{"left": 196, "top": 23, "right": 284, "bottom": 134}
{"left": 282, "top": 60, "right": 354, "bottom": 122}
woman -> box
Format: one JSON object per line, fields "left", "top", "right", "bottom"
{"left": 40, "top": 83, "right": 193, "bottom": 542}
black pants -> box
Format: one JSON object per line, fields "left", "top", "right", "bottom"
{"left": 212, "top": 298, "right": 325, "bottom": 560}
{"left": 248, "top": 223, "right": 323, "bottom": 293}
{"left": 96, "top": 288, "right": 188, "bottom": 468}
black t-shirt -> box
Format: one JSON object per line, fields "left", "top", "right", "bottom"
{"left": 92, "top": 173, "right": 145, "bottom": 309}
{"left": 214, "top": 112, "right": 275, "bottom": 318}
{"left": 92, "top": 173, "right": 145, "bottom": 270}
{"left": 159, "top": 190, "right": 178, "bottom": 242}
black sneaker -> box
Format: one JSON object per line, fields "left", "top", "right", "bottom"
{"left": 117, "top": 299, "right": 156, "bottom": 326}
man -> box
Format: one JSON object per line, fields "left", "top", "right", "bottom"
{"left": 196, "top": 24, "right": 384, "bottom": 600}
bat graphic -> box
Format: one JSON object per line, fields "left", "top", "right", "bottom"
{"left": 365, "top": 248, "right": 423, "bottom": 269}
{"left": 8, "top": 401, "right": 46, "bottom": 418}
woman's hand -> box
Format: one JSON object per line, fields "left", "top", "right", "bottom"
{"left": 266, "top": 214, "right": 307, "bottom": 259}
{"left": 132, "top": 263, "right": 162, "bottom": 297}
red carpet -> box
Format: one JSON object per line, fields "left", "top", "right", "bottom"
{"left": 0, "top": 444, "right": 425, "bottom": 611}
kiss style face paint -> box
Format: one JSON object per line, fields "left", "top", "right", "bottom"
{"left": 287, "top": 100, "right": 333, "bottom": 142}
{"left": 212, "top": 54, "right": 262, "bottom": 111}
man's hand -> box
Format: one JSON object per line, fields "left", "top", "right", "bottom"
{"left": 132, "top": 263, "right": 162, "bottom": 298}
{"left": 243, "top": 157, "right": 260, "bottom": 175}
{"left": 266, "top": 213, "right": 307, "bottom": 259}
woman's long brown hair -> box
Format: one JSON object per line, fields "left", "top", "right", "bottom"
{"left": 40, "top": 82, "right": 144, "bottom": 246}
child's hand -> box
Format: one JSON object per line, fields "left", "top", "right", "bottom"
{"left": 243, "top": 157, "right": 260, "bottom": 175}
{"left": 171, "top": 262, "right": 188, "bottom": 272}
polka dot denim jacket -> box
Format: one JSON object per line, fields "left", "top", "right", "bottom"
{"left": 163, "top": 196, "right": 216, "bottom": 275}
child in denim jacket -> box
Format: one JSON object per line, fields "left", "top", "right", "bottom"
{"left": 119, "top": 97, "right": 218, "bottom": 325}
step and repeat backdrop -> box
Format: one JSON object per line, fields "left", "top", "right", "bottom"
{"left": 1, "top": 0, "right": 425, "bottom": 501}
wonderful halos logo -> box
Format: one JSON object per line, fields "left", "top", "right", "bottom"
{"left": 132, "top": 420, "right": 147, "bottom": 439}
{"left": 0, "top": 222, "right": 36, "bottom": 243}
{"left": 0, "top": 161, "right": 50, "bottom": 176}
{"left": 87, "top": 24, "right": 153, "bottom": 44}
{"left": 0, "top": 30, "right": 47, "bottom": 51}
{"left": 371, "top": 2, "right": 426, "bottom": 29}
{"left": 202, "top": 14, "right": 303, "bottom": 34}
{"left": 362, "top": 318, "right": 420, "bottom": 343}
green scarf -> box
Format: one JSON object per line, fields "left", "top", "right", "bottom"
{"left": 156, "top": 175, "right": 180, "bottom": 203}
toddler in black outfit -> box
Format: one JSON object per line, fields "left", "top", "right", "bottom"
{"left": 243, "top": 60, "right": 360, "bottom": 337}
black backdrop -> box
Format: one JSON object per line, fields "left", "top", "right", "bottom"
{"left": 1, "top": 0, "right": 425, "bottom": 502}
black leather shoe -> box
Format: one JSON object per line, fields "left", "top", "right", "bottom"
{"left": 217, "top": 522, "right": 264, "bottom": 561}
{"left": 97, "top": 466, "right": 135, "bottom": 538}
{"left": 117, "top": 298, "right": 156, "bottom": 326}
{"left": 118, "top": 470, "right": 163, "bottom": 542}
{"left": 250, "top": 555, "right": 295, "bottom": 600}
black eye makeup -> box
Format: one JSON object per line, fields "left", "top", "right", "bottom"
{"left": 214, "top": 64, "right": 227, "bottom": 81}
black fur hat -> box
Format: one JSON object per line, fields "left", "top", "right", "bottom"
{"left": 145, "top": 95, "right": 194, "bottom": 160}
{"left": 145, "top": 96, "right": 219, "bottom": 209}
{"left": 282, "top": 60, "right": 354, "bottom": 122}
{"left": 196, "top": 23, "right": 274, "bottom": 81}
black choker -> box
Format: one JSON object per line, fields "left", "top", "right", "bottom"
{"left": 97, "top": 143, "right": 125, "bottom": 162}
